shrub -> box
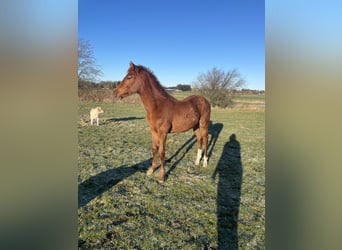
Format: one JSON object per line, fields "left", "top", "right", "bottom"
{"left": 193, "top": 67, "right": 245, "bottom": 108}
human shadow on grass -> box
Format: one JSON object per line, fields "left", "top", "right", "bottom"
{"left": 165, "top": 122, "right": 223, "bottom": 180}
{"left": 104, "top": 116, "right": 144, "bottom": 123}
{"left": 212, "top": 134, "right": 243, "bottom": 250}
{"left": 78, "top": 159, "right": 151, "bottom": 208}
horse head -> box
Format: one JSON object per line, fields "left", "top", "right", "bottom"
{"left": 114, "top": 62, "right": 141, "bottom": 99}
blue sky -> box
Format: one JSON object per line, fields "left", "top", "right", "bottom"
{"left": 79, "top": 0, "right": 264, "bottom": 90}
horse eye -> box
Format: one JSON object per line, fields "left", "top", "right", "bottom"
{"left": 127, "top": 75, "right": 132, "bottom": 80}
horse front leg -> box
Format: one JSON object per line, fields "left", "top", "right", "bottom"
{"left": 147, "top": 131, "right": 158, "bottom": 176}
{"left": 158, "top": 132, "right": 167, "bottom": 183}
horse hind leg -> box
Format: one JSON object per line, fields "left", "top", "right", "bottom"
{"left": 202, "top": 127, "right": 209, "bottom": 167}
{"left": 195, "top": 148, "right": 202, "bottom": 166}
{"left": 200, "top": 120, "right": 209, "bottom": 167}
{"left": 194, "top": 126, "right": 203, "bottom": 166}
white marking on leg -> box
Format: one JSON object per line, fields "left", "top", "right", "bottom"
{"left": 97, "top": 118, "right": 99, "bottom": 126}
{"left": 195, "top": 149, "right": 202, "bottom": 165}
{"left": 203, "top": 156, "right": 208, "bottom": 167}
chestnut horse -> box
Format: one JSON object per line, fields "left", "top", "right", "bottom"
{"left": 114, "top": 62, "right": 211, "bottom": 183}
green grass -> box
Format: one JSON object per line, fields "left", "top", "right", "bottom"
{"left": 235, "top": 94, "right": 265, "bottom": 102}
{"left": 78, "top": 94, "right": 265, "bottom": 249}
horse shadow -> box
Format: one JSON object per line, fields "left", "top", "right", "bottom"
{"left": 165, "top": 121, "right": 223, "bottom": 180}
{"left": 104, "top": 116, "right": 144, "bottom": 123}
{"left": 78, "top": 122, "right": 223, "bottom": 208}
{"left": 212, "top": 134, "right": 243, "bottom": 250}
{"left": 207, "top": 122, "right": 224, "bottom": 159}
{"left": 78, "top": 159, "right": 150, "bottom": 208}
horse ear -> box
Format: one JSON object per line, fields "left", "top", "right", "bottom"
{"left": 129, "top": 61, "right": 135, "bottom": 69}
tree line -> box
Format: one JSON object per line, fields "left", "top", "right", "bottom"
{"left": 78, "top": 80, "right": 192, "bottom": 91}
{"left": 79, "top": 39, "right": 254, "bottom": 107}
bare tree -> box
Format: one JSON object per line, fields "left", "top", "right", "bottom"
{"left": 78, "top": 38, "right": 103, "bottom": 82}
{"left": 193, "top": 67, "right": 245, "bottom": 107}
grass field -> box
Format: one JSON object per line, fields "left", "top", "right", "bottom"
{"left": 78, "top": 93, "right": 265, "bottom": 249}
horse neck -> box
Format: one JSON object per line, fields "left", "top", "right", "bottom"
{"left": 138, "top": 74, "right": 173, "bottom": 111}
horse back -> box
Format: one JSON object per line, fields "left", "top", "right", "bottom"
{"left": 167, "top": 95, "right": 210, "bottom": 133}
{"left": 181, "top": 95, "right": 211, "bottom": 119}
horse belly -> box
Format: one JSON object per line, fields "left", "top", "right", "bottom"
{"left": 170, "top": 109, "right": 199, "bottom": 133}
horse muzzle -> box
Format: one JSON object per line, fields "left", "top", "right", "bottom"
{"left": 113, "top": 89, "right": 120, "bottom": 98}
{"left": 113, "top": 89, "right": 125, "bottom": 100}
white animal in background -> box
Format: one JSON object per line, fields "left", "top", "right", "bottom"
{"left": 90, "top": 107, "right": 104, "bottom": 126}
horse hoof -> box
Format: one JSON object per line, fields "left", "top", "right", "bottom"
{"left": 203, "top": 157, "right": 208, "bottom": 167}
{"left": 146, "top": 168, "right": 154, "bottom": 176}
{"left": 194, "top": 160, "right": 200, "bottom": 166}
{"left": 158, "top": 179, "right": 164, "bottom": 184}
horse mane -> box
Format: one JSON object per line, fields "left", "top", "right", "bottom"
{"left": 135, "top": 64, "right": 176, "bottom": 100}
